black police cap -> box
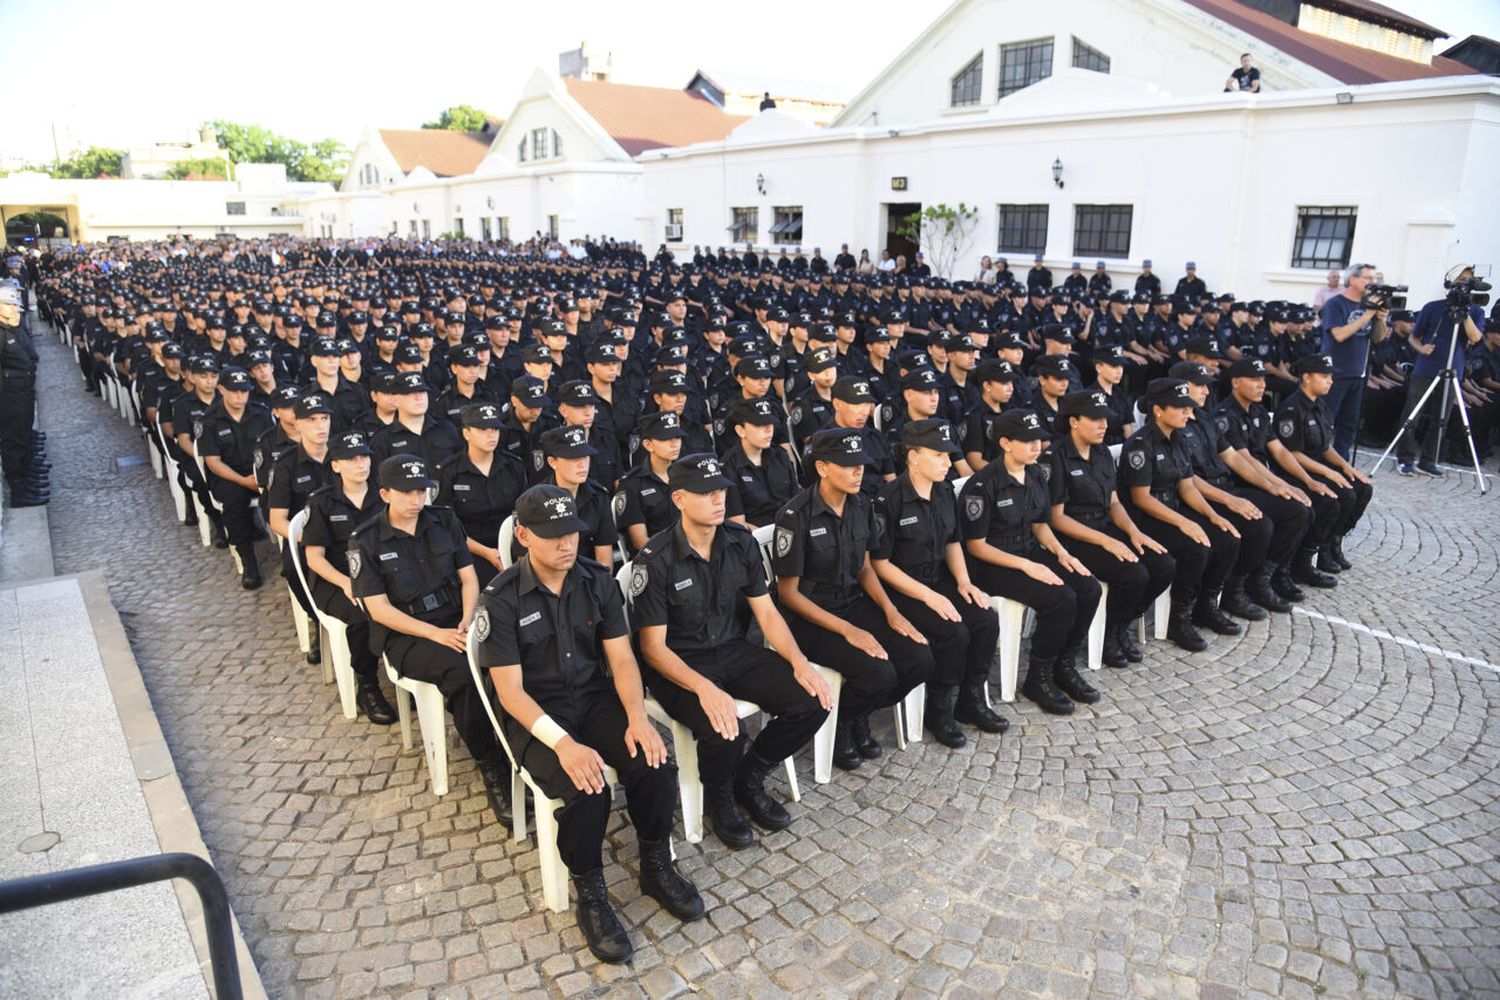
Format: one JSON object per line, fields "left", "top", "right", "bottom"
{"left": 994, "top": 409, "right": 1050, "bottom": 442}
{"left": 900, "top": 417, "right": 960, "bottom": 454}
{"left": 1059, "top": 390, "right": 1112, "bottom": 419}
{"left": 668, "top": 453, "right": 733, "bottom": 493}
{"left": 808, "top": 428, "right": 873, "bottom": 466}
{"left": 514, "top": 484, "right": 590, "bottom": 538}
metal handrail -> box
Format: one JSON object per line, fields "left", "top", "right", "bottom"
{"left": 0, "top": 852, "right": 243, "bottom": 999}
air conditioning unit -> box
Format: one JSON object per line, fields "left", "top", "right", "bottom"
{"left": 665, "top": 224, "right": 683, "bottom": 241}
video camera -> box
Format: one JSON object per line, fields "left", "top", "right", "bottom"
{"left": 1445, "top": 277, "right": 1491, "bottom": 310}
{"left": 1360, "top": 284, "right": 1407, "bottom": 311}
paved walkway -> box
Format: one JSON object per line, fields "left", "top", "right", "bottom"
{"left": 29, "top": 321, "right": 1500, "bottom": 999}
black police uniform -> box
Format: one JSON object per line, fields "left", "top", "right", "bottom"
{"left": 613, "top": 463, "right": 678, "bottom": 554}
{"left": 1273, "top": 386, "right": 1373, "bottom": 555}
{"left": 349, "top": 505, "right": 497, "bottom": 763}
{"left": 268, "top": 443, "right": 333, "bottom": 612}
{"left": 872, "top": 474, "right": 1000, "bottom": 692}
{"left": 509, "top": 477, "right": 617, "bottom": 564}
{"left": 195, "top": 399, "right": 273, "bottom": 546}
{"left": 302, "top": 481, "right": 384, "bottom": 679}
{"left": 476, "top": 555, "right": 675, "bottom": 876}
{"left": 771, "top": 486, "right": 934, "bottom": 722}
{"left": 1179, "top": 414, "right": 1275, "bottom": 581}
{"left": 370, "top": 414, "right": 465, "bottom": 470}
{"left": 1047, "top": 433, "right": 1175, "bottom": 634}
{"left": 634, "top": 522, "right": 828, "bottom": 791}
{"left": 961, "top": 402, "right": 1006, "bottom": 468}
{"left": 0, "top": 313, "right": 40, "bottom": 498}
{"left": 722, "top": 442, "right": 799, "bottom": 528}
{"left": 435, "top": 449, "right": 528, "bottom": 587}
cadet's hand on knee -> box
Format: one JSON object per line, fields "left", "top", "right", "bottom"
{"left": 886, "top": 610, "right": 927, "bottom": 644}
{"left": 925, "top": 589, "right": 961, "bottom": 623}
{"left": 792, "top": 660, "right": 834, "bottom": 710}
{"left": 427, "top": 624, "right": 467, "bottom": 652}
{"left": 841, "top": 626, "right": 888, "bottom": 660}
{"left": 558, "top": 738, "right": 607, "bottom": 794}
{"left": 697, "top": 683, "right": 741, "bottom": 741}
{"left": 624, "top": 717, "right": 667, "bottom": 768}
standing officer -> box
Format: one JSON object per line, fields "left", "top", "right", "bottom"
{"left": 960, "top": 410, "right": 1103, "bottom": 715}
{"left": 1047, "top": 390, "right": 1175, "bottom": 669}
{"left": 301, "top": 430, "right": 396, "bottom": 724}
{"left": 772, "top": 428, "right": 935, "bottom": 769}
{"left": 478, "top": 484, "right": 704, "bottom": 965}
{"left": 435, "top": 402, "right": 528, "bottom": 587}
{"left": 350, "top": 455, "right": 513, "bottom": 830}
{"left": 196, "top": 366, "right": 274, "bottom": 588}
{"left": 872, "top": 419, "right": 1005, "bottom": 745}
{"left": 635, "top": 454, "right": 832, "bottom": 849}
{"left": 0, "top": 283, "right": 47, "bottom": 507}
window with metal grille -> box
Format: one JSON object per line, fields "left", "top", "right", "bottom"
{"left": 517, "top": 137, "right": 527, "bottom": 162}
{"left": 1072, "top": 37, "right": 1111, "bottom": 73}
{"left": 497, "top": 217, "right": 509, "bottom": 241}
{"left": 532, "top": 128, "right": 549, "bottom": 160}
{"left": 421, "top": 219, "right": 431, "bottom": 240}
{"left": 552, "top": 129, "right": 563, "bottom": 159}
{"left": 770, "top": 206, "right": 803, "bottom": 243}
{"left": 998, "top": 204, "right": 1048, "bottom": 255}
{"left": 951, "top": 53, "right": 983, "bottom": 107}
{"left": 547, "top": 214, "right": 558, "bottom": 239}
{"left": 1073, "top": 205, "right": 1132, "bottom": 258}
{"left": 481, "top": 217, "right": 492, "bottom": 241}
{"left": 731, "top": 207, "right": 758, "bottom": 245}
{"left": 998, "top": 37, "right": 1053, "bottom": 98}
{"left": 1290, "top": 207, "right": 1357, "bottom": 269}
{"left": 225, "top": 202, "right": 246, "bottom": 216}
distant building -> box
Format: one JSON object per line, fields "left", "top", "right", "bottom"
{"left": 684, "top": 71, "right": 848, "bottom": 126}
{"left": 120, "top": 127, "right": 233, "bottom": 180}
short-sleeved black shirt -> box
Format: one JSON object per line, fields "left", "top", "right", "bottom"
{"left": 302, "top": 483, "right": 384, "bottom": 578}
{"left": 1215, "top": 396, "right": 1273, "bottom": 464}
{"left": 614, "top": 464, "right": 678, "bottom": 551}
{"left": 959, "top": 459, "right": 1050, "bottom": 555}
{"left": 722, "top": 443, "right": 799, "bottom": 528}
{"left": 349, "top": 506, "right": 473, "bottom": 629}
{"left": 1274, "top": 389, "right": 1332, "bottom": 456}
{"left": 196, "top": 401, "right": 273, "bottom": 477}
{"left": 369, "top": 414, "right": 465, "bottom": 470}
{"left": 1178, "top": 415, "right": 1232, "bottom": 487}
{"left": 435, "top": 448, "right": 528, "bottom": 549}
{"left": 872, "top": 474, "right": 960, "bottom": 586}
{"left": 772, "top": 486, "right": 878, "bottom": 614}
{"left": 1047, "top": 435, "right": 1118, "bottom": 527}
{"left": 1117, "top": 421, "right": 1193, "bottom": 510}
{"left": 267, "top": 444, "right": 332, "bottom": 516}
{"left": 632, "top": 521, "right": 768, "bottom": 657}
{"left": 475, "top": 555, "right": 628, "bottom": 727}
{"left": 962, "top": 403, "right": 1005, "bottom": 464}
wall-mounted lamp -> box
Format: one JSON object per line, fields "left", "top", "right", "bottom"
{"left": 412, "top": 201, "right": 420, "bottom": 213}
{"left": 486, "top": 196, "right": 495, "bottom": 209}
{"left": 1052, "top": 158, "right": 1065, "bottom": 189}
{"left": 1335, "top": 92, "right": 1355, "bottom": 105}
{"left": 755, "top": 173, "right": 766, "bottom": 195}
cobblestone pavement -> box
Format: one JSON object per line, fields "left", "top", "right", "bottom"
{"left": 31, "top": 320, "right": 1500, "bottom": 1000}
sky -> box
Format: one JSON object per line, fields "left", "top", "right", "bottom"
{"left": 3, "top": 0, "right": 1498, "bottom": 165}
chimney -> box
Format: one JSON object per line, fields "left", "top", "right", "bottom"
{"left": 559, "top": 42, "right": 612, "bottom": 81}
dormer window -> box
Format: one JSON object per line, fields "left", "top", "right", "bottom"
{"left": 950, "top": 53, "right": 982, "bottom": 107}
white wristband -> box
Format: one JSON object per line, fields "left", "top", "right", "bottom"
{"left": 531, "top": 714, "right": 567, "bottom": 750}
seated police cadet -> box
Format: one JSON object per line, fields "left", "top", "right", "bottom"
{"left": 635, "top": 454, "right": 832, "bottom": 848}
{"left": 349, "top": 454, "right": 513, "bottom": 828}
{"left": 1116, "top": 379, "right": 1241, "bottom": 653}
{"left": 501, "top": 375, "right": 559, "bottom": 481}
{"left": 615, "top": 411, "right": 686, "bottom": 555}
{"left": 723, "top": 397, "right": 799, "bottom": 529}
{"left": 962, "top": 359, "right": 1018, "bottom": 474}
{"left": 196, "top": 366, "right": 273, "bottom": 589}
{"left": 514, "top": 424, "right": 619, "bottom": 567}
{"left": 872, "top": 419, "right": 1005, "bottom": 746}
{"left": 435, "top": 402, "right": 528, "bottom": 587}
{"left": 369, "top": 370, "right": 465, "bottom": 470}
{"left": 1273, "top": 353, "right": 1373, "bottom": 588}
{"left": 1091, "top": 345, "right": 1137, "bottom": 446}
{"left": 478, "top": 485, "right": 703, "bottom": 965}
{"left": 1215, "top": 357, "right": 1320, "bottom": 608}
{"left": 960, "top": 410, "right": 1103, "bottom": 715}
{"left": 772, "top": 428, "right": 935, "bottom": 771}
{"left": 1047, "top": 390, "right": 1175, "bottom": 670}
{"left": 823, "top": 376, "right": 895, "bottom": 497}
{"left": 301, "top": 430, "right": 396, "bottom": 724}
{"left": 253, "top": 384, "right": 302, "bottom": 492}
{"left": 268, "top": 393, "right": 335, "bottom": 653}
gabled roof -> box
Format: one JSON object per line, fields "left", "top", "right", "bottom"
{"left": 562, "top": 77, "right": 749, "bottom": 156}
{"left": 1308, "top": 0, "right": 1445, "bottom": 40}
{"left": 376, "top": 128, "right": 497, "bottom": 177}
{"left": 1442, "top": 34, "right": 1500, "bottom": 74}
{"left": 1182, "top": 0, "right": 1478, "bottom": 84}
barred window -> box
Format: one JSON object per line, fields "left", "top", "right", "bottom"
{"left": 731, "top": 206, "right": 758, "bottom": 245}
{"left": 1291, "top": 207, "right": 1357, "bottom": 269}
{"left": 770, "top": 206, "right": 803, "bottom": 243}
{"left": 951, "top": 53, "right": 983, "bottom": 107}
{"left": 1072, "top": 37, "right": 1111, "bottom": 73}
{"left": 1073, "top": 205, "right": 1133, "bottom": 258}
{"left": 998, "top": 204, "right": 1048, "bottom": 255}
{"left": 999, "top": 38, "right": 1054, "bottom": 98}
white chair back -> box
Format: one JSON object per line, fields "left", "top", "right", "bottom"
{"left": 497, "top": 514, "right": 516, "bottom": 569}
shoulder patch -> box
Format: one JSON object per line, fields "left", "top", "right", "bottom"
{"left": 611, "top": 491, "right": 627, "bottom": 521}
{"left": 774, "top": 525, "right": 794, "bottom": 557}
{"left": 347, "top": 548, "right": 362, "bottom": 578}
{"left": 473, "top": 605, "right": 490, "bottom": 642}
{"left": 628, "top": 563, "right": 649, "bottom": 598}
{"left": 1037, "top": 462, "right": 1051, "bottom": 481}
{"left": 1127, "top": 449, "right": 1146, "bottom": 470}
{"left": 1215, "top": 415, "right": 1229, "bottom": 433}
{"left": 1279, "top": 418, "right": 1295, "bottom": 438}
{"left": 965, "top": 494, "right": 985, "bottom": 521}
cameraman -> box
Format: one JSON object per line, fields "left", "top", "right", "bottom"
{"left": 1319, "top": 263, "right": 1389, "bottom": 460}
{"left": 1395, "top": 267, "right": 1486, "bottom": 477}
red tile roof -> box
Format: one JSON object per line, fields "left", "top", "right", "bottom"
{"left": 1182, "top": 0, "right": 1480, "bottom": 84}
{"left": 377, "top": 129, "right": 496, "bottom": 177}
{"left": 563, "top": 78, "right": 750, "bottom": 156}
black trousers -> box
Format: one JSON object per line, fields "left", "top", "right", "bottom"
{"left": 282, "top": 543, "right": 315, "bottom": 615}
{"left": 1070, "top": 525, "right": 1176, "bottom": 628}
{"left": 311, "top": 578, "right": 379, "bottom": 678}
{"left": 1210, "top": 482, "right": 1272, "bottom": 576}
{"left": 1306, "top": 471, "right": 1373, "bottom": 546}
{"left": 888, "top": 575, "right": 999, "bottom": 688}
{"left": 969, "top": 549, "right": 1102, "bottom": 661}
{"left": 1232, "top": 485, "right": 1311, "bottom": 570}
{"left": 0, "top": 371, "right": 37, "bottom": 487}
{"left": 783, "top": 594, "right": 934, "bottom": 718}
{"left": 644, "top": 640, "right": 828, "bottom": 786}
{"left": 1129, "top": 506, "right": 1238, "bottom": 605}
{"left": 503, "top": 693, "right": 676, "bottom": 875}
{"left": 384, "top": 629, "right": 498, "bottom": 765}
{"left": 208, "top": 477, "right": 263, "bottom": 546}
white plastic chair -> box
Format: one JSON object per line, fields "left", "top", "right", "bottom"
{"left": 189, "top": 448, "right": 220, "bottom": 549}
{"left": 1107, "top": 443, "right": 1123, "bottom": 462}
{"left": 1153, "top": 590, "right": 1170, "bottom": 640}
{"left": 988, "top": 596, "right": 1028, "bottom": 703}
{"left": 152, "top": 419, "right": 189, "bottom": 523}
{"left": 383, "top": 651, "right": 449, "bottom": 797}
{"left": 497, "top": 514, "right": 516, "bottom": 570}
{"left": 288, "top": 509, "right": 358, "bottom": 719}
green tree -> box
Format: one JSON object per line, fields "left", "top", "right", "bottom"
{"left": 164, "top": 157, "right": 231, "bottom": 180}
{"left": 894, "top": 202, "right": 980, "bottom": 280}
{"left": 422, "top": 105, "right": 492, "bottom": 131}
{"left": 48, "top": 146, "right": 125, "bottom": 179}
{"left": 201, "top": 121, "right": 348, "bottom": 183}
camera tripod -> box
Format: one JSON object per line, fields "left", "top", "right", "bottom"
{"left": 1367, "top": 306, "right": 1490, "bottom": 494}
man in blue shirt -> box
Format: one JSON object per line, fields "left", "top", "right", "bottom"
{"left": 1319, "top": 263, "right": 1389, "bottom": 460}
{"left": 1395, "top": 273, "right": 1486, "bottom": 476}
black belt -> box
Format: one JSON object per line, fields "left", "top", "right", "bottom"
{"left": 399, "top": 584, "right": 458, "bottom": 620}
{"left": 1151, "top": 489, "right": 1180, "bottom": 508}
{"left": 1074, "top": 510, "right": 1109, "bottom": 527}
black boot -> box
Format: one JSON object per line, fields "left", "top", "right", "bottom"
{"left": 1330, "top": 534, "right": 1353, "bottom": 570}
{"left": 236, "top": 544, "right": 262, "bottom": 590}
{"left": 1167, "top": 601, "right": 1209, "bottom": 652}
{"left": 1052, "top": 648, "right": 1100, "bottom": 705}
{"left": 356, "top": 675, "right": 397, "bottom": 725}
{"left": 849, "top": 713, "right": 881, "bottom": 760}
{"left": 572, "top": 869, "right": 632, "bottom": 964}
{"left": 1118, "top": 619, "right": 1144, "bottom": 662}
{"left": 306, "top": 629, "right": 322, "bottom": 666}
{"left": 8, "top": 489, "right": 48, "bottom": 508}
{"left": 208, "top": 512, "right": 228, "bottom": 549}
{"left": 1246, "top": 569, "right": 1292, "bottom": 614}
{"left": 1271, "top": 566, "right": 1306, "bottom": 603}
{"left": 733, "top": 750, "right": 792, "bottom": 831}
{"left": 704, "top": 781, "right": 755, "bottom": 850}
{"left": 1020, "top": 655, "right": 1075, "bottom": 715}
{"left": 953, "top": 681, "right": 1008, "bottom": 734}
{"left": 1220, "top": 575, "right": 1267, "bottom": 622}
{"left": 1291, "top": 548, "right": 1337, "bottom": 589}
{"left": 474, "top": 750, "right": 514, "bottom": 829}
{"left": 182, "top": 503, "right": 199, "bottom": 528}
{"left": 921, "top": 685, "right": 966, "bottom": 748}
{"left": 1101, "top": 623, "right": 1130, "bottom": 669}
{"left": 1192, "top": 591, "right": 1242, "bottom": 636}
{"left": 1316, "top": 544, "right": 1343, "bottom": 575}
{"left": 832, "top": 717, "right": 862, "bottom": 772}
{"left": 638, "top": 838, "right": 705, "bottom": 922}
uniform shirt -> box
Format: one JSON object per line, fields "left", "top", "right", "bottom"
{"left": 267, "top": 444, "right": 332, "bottom": 517}
{"left": 1047, "top": 435, "right": 1118, "bottom": 528}
{"left": 1098, "top": 384, "right": 1135, "bottom": 447}
{"left": 302, "top": 482, "right": 384, "bottom": 578}
{"left": 1178, "top": 415, "right": 1232, "bottom": 487}
{"left": 433, "top": 381, "right": 499, "bottom": 424}
{"left": 500, "top": 410, "right": 561, "bottom": 482}
{"left": 772, "top": 486, "right": 878, "bottom": 615}
{"left": 722, "top": 443, "right": 799, "bottom": 528}
{"left": 434, "top": 448, "right": 528, "bottom": 550}
{"left": 633, "top": 521, "right": 768, "bottom": 657}
{"left": 171, "top": 392, "right": 218, "bottom": 449}
{"left": 959, "top": 459, "right": 1050, "bottom": 556}
{"left": 1215, "top": 396, "right": 1274, "bottom": 465}
{"left": 349, "top": 506, "right": 472, "bottom": 638}
{"left": 1117, "top": 421, "right": 1194, "bottom": 511}
{"left": 505, "top": 478, "right": 617, "bottom": 563}
{"left": 1274, "top": 389, "right": 1333, "bottom": 456}
{"left": 789, "top": 390, "right": 834, "bottom": 450}
{"left": 369, "top": 414, "right": 465, "bottom": 470}
{"left": 476, "top": 555, "right": 626, "bottom": 727}
{"left": 872, "top": 474, "right": 960, "bottom": 586}
{"left": 962, "top": 403, "right": 1006, "bottom": 465}
{"left": 305, "top": 376, "right": 370, "bottom": 431}
{"left": 195, "top": 401, "right": 273, "bottom": 477}
{"left": 614, "top": 463, "right": 679, "bottom": 552}
{"left": 253, "top": 424, "right": 294, "bottom": 491}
